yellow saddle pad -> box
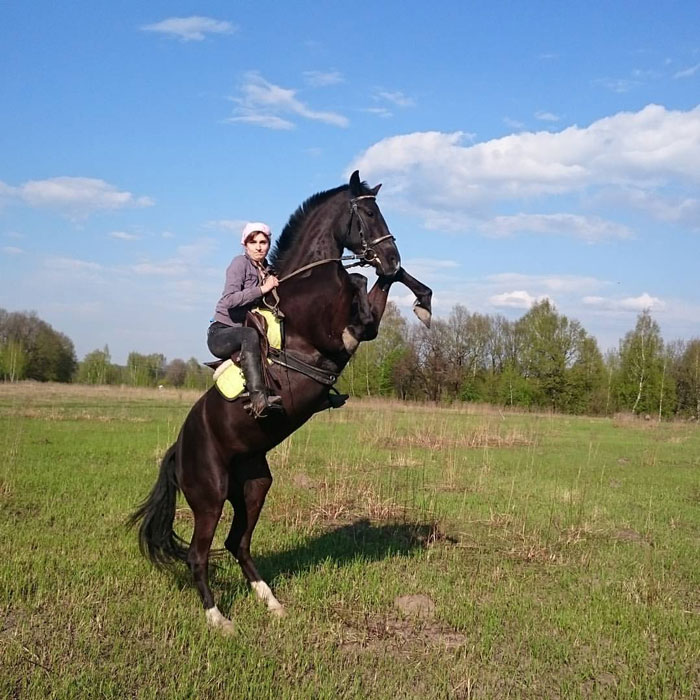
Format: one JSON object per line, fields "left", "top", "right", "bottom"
{"left": 214, "top": 309, "right": 282, "bottom": 400}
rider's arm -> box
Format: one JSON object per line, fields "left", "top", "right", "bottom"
{"left": 218, "top": 256, "right": 263, "bottom": 311}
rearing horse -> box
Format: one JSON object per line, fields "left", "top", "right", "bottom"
{"left": 130, "top": 171, "right": 432, "bottom": 633}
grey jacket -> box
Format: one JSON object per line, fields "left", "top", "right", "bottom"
{"left": 212, "top": 254, "right": 267, "bottom": 326}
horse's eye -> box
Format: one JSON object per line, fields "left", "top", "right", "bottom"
{"left": 366, "top": 210, "right": 374, "bottom": 218}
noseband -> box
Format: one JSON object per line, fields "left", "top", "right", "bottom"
{"left": 348, "top": 194, "right": 395, "bottom": 263}
{"left": 272, "top": 194, "right": 396, "bottom": 288}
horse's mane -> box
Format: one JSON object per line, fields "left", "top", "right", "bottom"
{"left": 269, "top": 180, "right": 372, "bottom": 273}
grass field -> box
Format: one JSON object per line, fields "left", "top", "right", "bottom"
{"left": 1, "top": 382, "right": 698, "bottom": 698}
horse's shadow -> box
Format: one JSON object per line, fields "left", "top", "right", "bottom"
{"left": 193, "top": 518, "right": 440, "bottom": 610}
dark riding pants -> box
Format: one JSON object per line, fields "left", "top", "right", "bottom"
{"left": 207, "top": 323, "right": 260, "bottom": 361}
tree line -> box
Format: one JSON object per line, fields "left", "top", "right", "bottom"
{"left": 1, "top": 303, "right": 699, "bottom": 418}
{"left": 0, "top": 309, "right": 211, "bottom": 391}
{"left": 337, "top": 301, "right": 700, "bottom": 419}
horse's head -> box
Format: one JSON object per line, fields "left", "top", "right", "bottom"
{"left": 345, "top": 171, "right": 401, "bottom": 277}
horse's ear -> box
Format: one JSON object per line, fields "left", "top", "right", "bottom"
{"left": 349, "top": 170, "right": 362, "bottom": 196}
{"left": 370, "top": 183, "right": 382, "bottom": 196}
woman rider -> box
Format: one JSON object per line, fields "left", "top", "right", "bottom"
{"left": 208, "top": 222, "right": 283, "bottom": 418}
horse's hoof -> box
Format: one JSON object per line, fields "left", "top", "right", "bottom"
{"left": 413, "top": 303, "right": 431, "bottom": 328}
{"left": 270, "top": 605, "right": 286, "bottom": 618}
{"left": 216, "top": 619, "right": 236, "bottom": 636}
{"left": 205, "top": 606, "right": 235, "bottom": 635}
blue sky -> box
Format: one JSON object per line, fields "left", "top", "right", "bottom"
{"left": 1, "top": 2, "right": 699, "bottom": 364}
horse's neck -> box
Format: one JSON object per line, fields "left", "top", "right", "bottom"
{"left": 283, "top": 198, "right": 345, "bottom": 273}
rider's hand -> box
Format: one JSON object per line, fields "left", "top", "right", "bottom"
{"left": 260, "top": 276, "right": 279, "bottom": 295}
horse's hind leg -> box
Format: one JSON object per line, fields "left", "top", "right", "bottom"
{"left": 180, "top": 455, "right": 232, "bottom": 633}
{"left": 225, "top": 453, "right": 284, "bottom": 617}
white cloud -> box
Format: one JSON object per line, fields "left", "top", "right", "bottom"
{"left": 363, "top": 107, "right": 393, "bottom": 119}
{"left": 674, "top": 63, "right": 700, "bottom": 79}
{"left": 128, "top": 238, "right": 217, "bottom": 278}
{"left": 583, "top": 292, "right": 666, "bottom": 312}
{"left": 303, "top": 70, "right": 344, "bottom": 87}
{"left": 229, "top": 113, "right": 295, "bottom": 130}
{"left": 503, "top": 117, "right": 525, "bottom": 130}
{"left": 589, "top": 187, "right": 700, "bottom": 230}
{"left": 141, "top": 16, "right": 236, "bottom": 41}
{"left": 398, "top": 257, "right": 460, "bottom": 282}
{"left": 206, "top": 219, "right": 247, "bottom": 233}
{"left": 490, "top": 290, "right": 549, "bottom": 309}
{"left": 46, "top": 300, "right": 102, "bottom": 315}
{"left": 46, "top": 256, "right": 103, "bottom": 272}
{"left": 228, "top": 72, "right": 348, "bottom": 129}
{"left": 594, "top": 77, "right": 641, "bottom": 93}
{"left": 130, "top": 260, "right": 187, "bottom": 277}
{"left": 109, "top": 231, "right": 140, "bottom": 241}
{"left": 488, "top": 273, "right": 608, "bottom": 295}
{"left": 485, "top": 213, "right": 632, "bottom": 242}
{"left": 1, "top": 177, "right": 154, "bottom": 218}
{"left": 350, "top": 104, "right": 700, "bottom": 236}
{"left": 376, "top": 90, "right": 415, "bottom": 108}
{"left": 2, "top": 246, "right": 23, "bottom": 255}
{"left": 404, "top": 258, "right": 460, "bottom": 269}
{"left": 535, "top": 111, "right": 560, "bottom": 122}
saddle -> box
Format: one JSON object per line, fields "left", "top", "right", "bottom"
{"left": 204, "top": 310, "right": 283, "bottom": 401}
{"left": 204, "top": 309, "right": 347, "bottom": 409}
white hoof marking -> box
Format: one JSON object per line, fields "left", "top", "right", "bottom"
{"left": 205, "top": 606, "right": 235, "bottom": 635}
{"left": 413, "top": 305, "right": 431, "bottom": 328}
{"left": 251, "top": 580, "right": 285, "bottom": 615}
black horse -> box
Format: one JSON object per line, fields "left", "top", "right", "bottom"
{"left": 130, "top": 171, "right": 432, "bottom": 633}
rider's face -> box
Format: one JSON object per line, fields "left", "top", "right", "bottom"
{"left": 244, "top": 232, "right": 270, "bottom": 262}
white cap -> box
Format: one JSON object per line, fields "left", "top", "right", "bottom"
{"left": 241, "top": 222, "right": 272, "bottom": 245}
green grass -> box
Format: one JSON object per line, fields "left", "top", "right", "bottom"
{"left": 1, "top": 383, "right": 698, "bottom": 698}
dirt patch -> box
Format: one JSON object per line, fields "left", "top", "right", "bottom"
{"left": 0, "top": 609, "right": 19, "bottom": 640}
{"left": 613, "top": 528, "right": 648, "bottom": 544}
{"left": 291, "top": 473, "right": 315, "bottom": 489}
{"left": 581, "top": 671, "right": 618, "bottom": 695}
{"left": 394, "top": 594, "right": 436, "bottom": 618}
{"left": 338, "top": 595, "right": 466, "bottom": 657}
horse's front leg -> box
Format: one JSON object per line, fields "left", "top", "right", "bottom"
{"left": 392, "top": 267, "right": 432, "bottom": 327}
{"left": 364, "top": 265, "right": 433, "bottom": 329}
{"left": 342, "top": 266, "right": 433, "bottom": 350}
{"left": 224, "top": 453, "right": 285, "bottom": 617}
{"left": 342, "top": 273, "right": 378, "bottom": 352}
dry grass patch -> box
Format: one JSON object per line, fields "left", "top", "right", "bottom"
{"left": 1, "top": 406, "right": 149, "bottom": 423}
{"left": 374, "top": 427, "right": 534, "bottom": 451}
{"left": 337, "top": 594, "right": 466, "bottom": 658}
{"left": 309, "top": 483, "right": 416, "bottom": 527}
{"left": 0, "top": 380, "right": 205, "bottom": 403}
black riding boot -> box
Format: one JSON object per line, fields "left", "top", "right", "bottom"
{"left": 239, "top": 351, "right": 283, "bottom": 419}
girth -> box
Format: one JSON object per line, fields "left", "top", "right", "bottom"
{"left": 267, "top": 347, "right": 338, "bottom": 386}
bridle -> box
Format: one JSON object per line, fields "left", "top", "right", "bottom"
{"left": 348, "top": 194, "right": 396, "bottom": 264}
{"left": 274, "top": 194, "right": 395, "bottom": 285}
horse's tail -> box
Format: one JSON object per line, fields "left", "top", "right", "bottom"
{"left": 127, "top": 443, "right": 189, "bottom": 568}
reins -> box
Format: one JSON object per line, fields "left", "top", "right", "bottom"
{"left": 262, "top": 193, "right": 395, "bottom": 311}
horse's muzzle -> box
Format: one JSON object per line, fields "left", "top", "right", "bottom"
{"left": 377, "top": 256, "right": 401, "bottom": 277}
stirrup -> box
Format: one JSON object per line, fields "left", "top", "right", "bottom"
{"left": 244, "top": 393, "right": 284, "bottom": 419}
{"left": 328, "top": 391, "right": 349, "bottom": 409}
